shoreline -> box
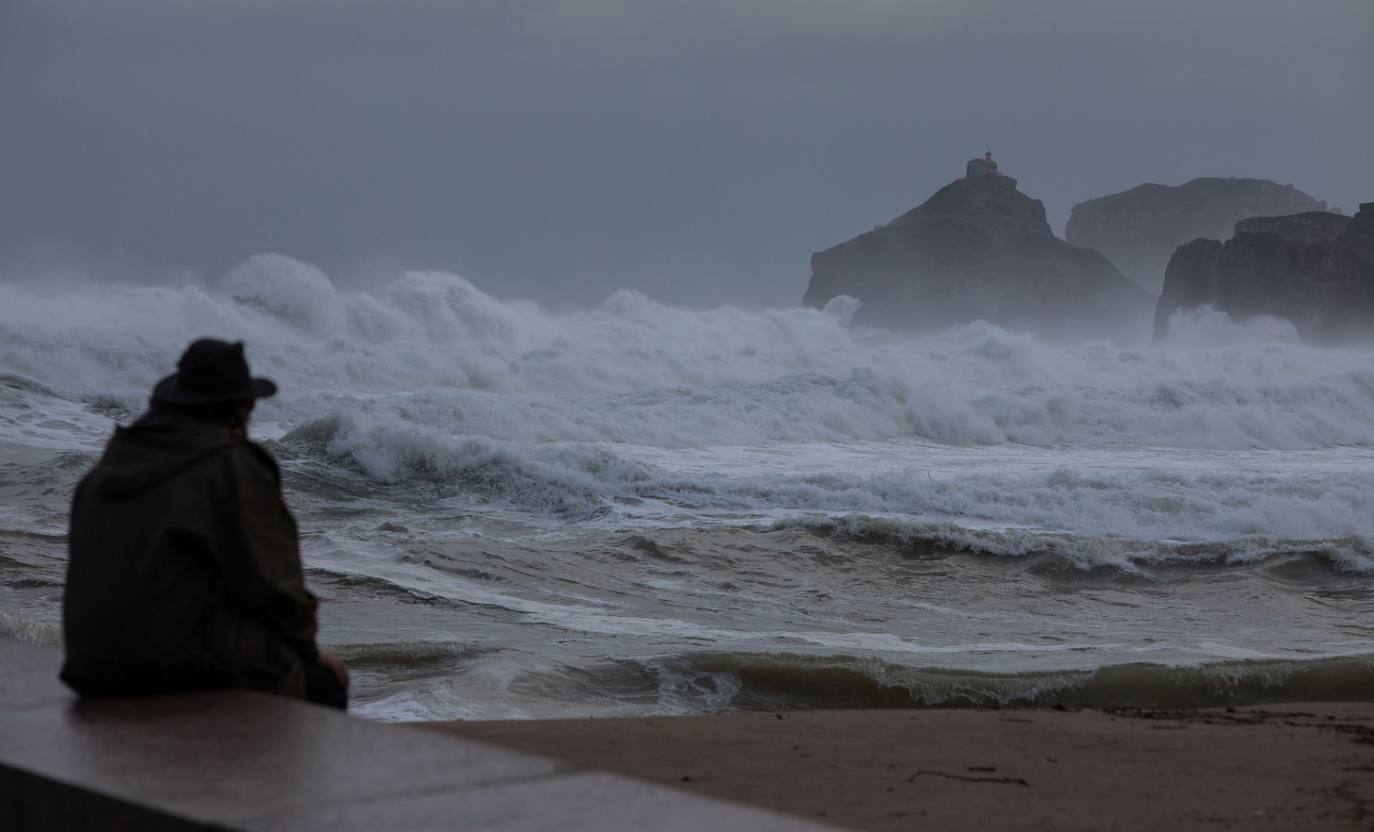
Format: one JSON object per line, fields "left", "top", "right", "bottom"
{"left": 428, "top": 703, "right": 1374, "bottom": 831}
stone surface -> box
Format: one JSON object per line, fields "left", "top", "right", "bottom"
{"left": 804, "top": 172, "right": 1152, "bottom": 340}
{"left": 1, "top": 693, "right": 560, "bottom": 822}
{"left": 0, "top": 638, "right": 826, "bottom": 831}
{"left": 1, "top": 766, "right": 203, "bottom": 832}
{"left": 0, "top": 637, "right": 69, "bottom": 709}
{"left": 1155, "top": 203, "right": 1374, "bottom": 342}
{"left": 1066, "top": 177, "right": 1327, "bottom": 293}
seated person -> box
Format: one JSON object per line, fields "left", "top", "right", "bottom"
{"left": 61, "top": 338, "right": 348, "bottom": 709}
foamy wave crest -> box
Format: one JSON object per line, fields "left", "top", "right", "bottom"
{"left": 4, "top": 254, "right": 1374, "bottom": 451}
{"left": 652, "top": 652, "right": 1374, "bottom": 710}
{"left": 777, "top": 516, "right": 1374, "bottom": 574}
{"left": 282, "top": 408, "right": 1374, "bottom": 566}
{"left": 0, "top": 611, "right": 62, "bottom": 646}
{"left": 441, "top": 652, "right": 1374, "bottom": 716}
{"left": 285, "top": 413, "right": 652, "bottom": 515}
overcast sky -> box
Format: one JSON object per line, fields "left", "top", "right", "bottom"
{"left": 3, "top": 0, "right": 1371, "bottom": 306}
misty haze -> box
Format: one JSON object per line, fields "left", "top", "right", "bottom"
{"left": 2, "top": 1, "right": 1374, "bottom": 829}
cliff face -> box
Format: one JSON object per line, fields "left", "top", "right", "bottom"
{"left": 1066, "top": 178, "right": 1327, "bottom": 293}
{"left": 804, "top": 174, "right": 1151, "bottom": 340}
{"left": 1155, "top": 204, "right": 1374, "bottom": 342}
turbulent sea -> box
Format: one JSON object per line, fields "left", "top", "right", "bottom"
{"left": 3, "top": 254, "right": 1373, "bottom": 721}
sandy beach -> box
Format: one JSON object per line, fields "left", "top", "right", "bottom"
{"left": 430, "top": 704, "right": 1374, "bottom": 831}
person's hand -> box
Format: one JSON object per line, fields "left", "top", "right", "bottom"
{"left": 318, "top": 653, "right": 350, "bottom": 689}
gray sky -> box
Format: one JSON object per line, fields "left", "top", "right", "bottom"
{"left": 3, "top": 0, "right": 1371, "bottom": 307}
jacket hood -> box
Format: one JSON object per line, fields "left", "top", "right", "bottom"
{"left": 91, "top": 414, "right": 240, "bottom": 500}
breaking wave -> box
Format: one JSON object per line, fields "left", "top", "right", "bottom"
{"left": 776, "top": 516, "right": 1374, "bottom": 574}
{"left": 5, "top": 253, "right": 1374, "bottom": 562}
{"left": 3, "top": 253, "right": 1374, "bottom": 452}
{"left": 652, "top": 652, "right": 1374, "bottom": 711}
{"left": 349, "top": 647, "right": 1374, "bottom": 719}
{"left": 5, "top": 256, "right": 1374, "bottom": 719}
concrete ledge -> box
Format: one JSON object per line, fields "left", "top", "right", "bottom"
{"left": 0, "top": 639, "right": 825, "bottom": 830}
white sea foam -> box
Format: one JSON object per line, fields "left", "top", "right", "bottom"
{"left": 8, "top": 257, "right": 1374, "bottom": 721}
{"left": 1, "top": 255, "right": 1371, "bottom": 440}
{"left": 4, "top": 254, "right": 1374, "bottom": 564}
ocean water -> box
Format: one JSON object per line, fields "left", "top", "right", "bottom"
{"left": 2, "top": 253, "right": 1373, "bottom": 720}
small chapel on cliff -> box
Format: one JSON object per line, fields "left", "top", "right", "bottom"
{"left": 966, "top": 152, "right": 1001, "bottom": 179}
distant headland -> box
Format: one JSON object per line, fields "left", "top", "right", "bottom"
{"left": 805, "top": 155, "right": 1369, "bottom": 343}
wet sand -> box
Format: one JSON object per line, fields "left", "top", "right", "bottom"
{"left": 429, "top": 704, "right": 1374, "bottom": 831}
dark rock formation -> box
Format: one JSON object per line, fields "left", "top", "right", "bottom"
{"left": 1155, "top": 204, "right": 1374, "bottom": 342}
{"left": 1154, "top": 239, "right": 1222, "bottom": 338}
{"left": 1066, "top": 178, "right": 1327, "bottom": 293}
{"left": 804, "top": 171, "right": 1151, "bottom": 339}
{"left": 1233, "top": 211, "right": 1349, "bottom": 244}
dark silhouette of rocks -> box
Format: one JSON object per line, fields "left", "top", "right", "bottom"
{"left": 1233, "top": 211, "right": 1349, "bottom": 244}
{"left": 804, "top": 159, "right": 1151, "bottom": 339}
{"left": 1066, "top": 178, "right": 1327, "bottom": 293}
{"left": 1155, "top": 204, "right": 1374, "bottom": 342}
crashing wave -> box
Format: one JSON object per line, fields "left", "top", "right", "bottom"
{"left": 4, "top": 253, "right": 1374, "bottom": 450}
{"left": 5, "top": 254, "right": 1374, "bottom": 563}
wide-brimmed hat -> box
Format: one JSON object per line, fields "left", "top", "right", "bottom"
{"left": 150, "top": 339, "right": 278, "bottom": 407}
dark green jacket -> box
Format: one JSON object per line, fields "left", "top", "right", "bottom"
{"left": 61, "top": 411, "right": 319, "bottom": 699}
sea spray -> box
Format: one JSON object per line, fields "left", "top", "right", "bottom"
{"left": 4, "top": 256, "right": 1374, "bottom": 720}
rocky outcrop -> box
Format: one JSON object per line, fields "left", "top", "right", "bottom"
{"left": 1066, "top": 178, "right": 1327, "bottom": 293}
{"left": 1232, "top": 211, "right": 1349, "bottom": 244}
{"left": 1155, "top": 204, "right": 1374, "bottom": 342}
{"left": 804, "top": 172, "right": 1152, "bottom": 340}
{"left": 1154, "top": 239, "right": 1222, "bottom": 338}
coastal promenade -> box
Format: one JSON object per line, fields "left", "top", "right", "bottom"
{"left": 0, "top": 638, "right": 823, "bottom": 830}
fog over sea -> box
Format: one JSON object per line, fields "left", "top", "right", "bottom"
{"left": 2, "top": 254, "right": 1373, "bottom": 720}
